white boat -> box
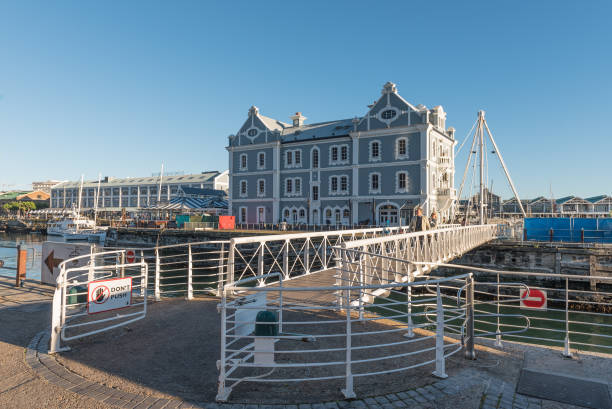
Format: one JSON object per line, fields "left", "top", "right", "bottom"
{"left": 47, "top": 212, "right": 97, "bottom": 237}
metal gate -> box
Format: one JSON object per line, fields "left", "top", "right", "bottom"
{"left": 49, "top": 250, "right": 148, "bottom": 353}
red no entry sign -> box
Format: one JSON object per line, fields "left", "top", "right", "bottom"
{"left": 126, "top": 250, "right": 136, "bottom": 263}
{"left": 520, "top": 287, "right": 547, "bottom": 309}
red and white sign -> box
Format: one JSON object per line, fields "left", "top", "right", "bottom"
{"left": 520, "top": 287, "right": 547, "bottom": 310}
{"left": 126, "top": 250, "right": 136, "bottom": 263}
{"left": 88, "top": 277, "right": 132, "bottom": 314}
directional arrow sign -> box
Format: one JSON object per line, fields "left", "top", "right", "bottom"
{"left": 44, "top": 250, "right": 63, "bottom": 274}
{"left": 520, "top": 288, "right": 547, "bottom": 310}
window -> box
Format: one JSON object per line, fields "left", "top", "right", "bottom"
{"left": 240, "top": 207, "right": 247, "bottom": 223}
{"left": 240, "top": 180, "right": 248, "bottom": 197}
{"left": 330, "top": 144, "right": 350, "bottom": 165}
{"left": 258, "top": 152, "right": 265, "bottom": 169}
{"left": 341, "top": 176, "right": 348, "bottom": 192}
{"left": 331, "top": 177, "right": 338, "bottom": 192}
{"left": 286, "top": 179, "right": 292, "bottom": 194}
{"left": 343, "top": 209, "right": 350, "bottom": 218}
{"left": 312, "top": 148, "right": 319, "bottom": 168}
{"left": 257, "top": 179, "right": 265, "bottom": 197}
{"left": 370, "top": 173, "right": 381, "bottom": 193}
{"left": 284, "top": 209, "right": 290, "bottom": 218}
{"left": 295, "top": 150, "right": 301, "bottom": 165}
{"left": 295, "top": 178, "right": 301, "bottom": 194}
{"left": 381, "top": 109, "right": 397, "bottom": 119}
{"left": 370, "top": 140, "right": 381, "bottom": 161}
{"left": 396, "top": 171, "right": 409, "bottom": 193}
{"left": 285, "top": 149, "right": 302, "bottom": 168}
{"left": 396, "top": 137, "right": 408, "bottom": 159}
{"left": 287, "top": 151, "right": 293, "bottom": 165}
{"left": 299, "top": 209, "right": 305, "bottom": 218}
{"left": 312, "top": 186, "right": 319, "bottom": 201}
{"left": 240, "top": 154, "right": 247, "bottom": 170}
{"left": 247, "top": 128, "right": 257, "bottom": 137}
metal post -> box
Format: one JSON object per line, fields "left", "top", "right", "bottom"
{"left": 283, "top": 239, "right": 289, "bottom": 280}
{"left": 15, "top": 245, "right": 27, "bottom": 287}
{"left": 405, "top": 271, "right": 414, "bottom": 338}
{"left": 563, "top": 277, "right": 572, "bottom": 358}
{"left": 217, "top": 242, "right": 225, "bottom": 297}
{"left": 495, "top": 272, "right": 502, "bottom": 347}
{"left": 432, "top": 284, "right": 448, "bottom": 378}
{"left": 258, "top": 243, "right": 264, "bottom": 279}
{"left": 358, "top": 253, "right": 364, "bottom": 320}
{"left": 341, "top": 267, "right": 356, "bottom": 399}
{"left": 154, "top": 247, "right": 161, "bottom": 301}
{"left": 120, "top": 252, "right": 125, "bottom": 278}
{"left": 279, "top": 274, "right": 283, "bottom": 334}
{"left": 140, "top": 250, "right": 145, "bottom": 297}
{"left": 187, "top": 244, "right": 193, "bottom": 300}
{"left": 227, "top": 240, "right": 235, "bottom": 289}
{"left": 216, "top": 287, "right": 231, "bottom": 401}
{"left": 464, "top": 274, "right": 476, "bottom": 360}
{"left": 304, "top": 238, "right": 310, "bottom": 274}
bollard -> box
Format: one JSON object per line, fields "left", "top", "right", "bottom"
{"left": 432, "top": 284, "right": 448, "bottom": 378}
{"left": 15, "top": 245, "right": 27, "bottom": 287}
{"left": 581, "top": 228, "right": 584, "bottom": 243}
{"left": 549, "top": 228, "right": 554, "bottom": 242}
{"left": 464, "top": 274, "right": 476, "bottom": 360}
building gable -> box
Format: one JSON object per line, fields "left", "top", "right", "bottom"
{"left": 356, "top": 82, "right": 424, "bottom": 132}
{"left": 231, "top": 106, "right": 287, "bottom": 147}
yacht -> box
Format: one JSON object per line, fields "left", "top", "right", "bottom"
{"left": 47, "top": 212, "right": 107, "bottom": 242}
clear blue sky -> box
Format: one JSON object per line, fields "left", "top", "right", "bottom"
{"left": 0, "top": 1, "right": 610, "bottom": 199}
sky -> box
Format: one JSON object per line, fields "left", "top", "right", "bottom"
{"left": 0, "top": 1, "right": 610, "bottom": 199}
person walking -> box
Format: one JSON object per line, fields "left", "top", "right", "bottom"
{"left": 409, "top": 207, "right": 430, "bottom": 232}
{"left": 430, "top": 210, "right": 439, "bottom": 229}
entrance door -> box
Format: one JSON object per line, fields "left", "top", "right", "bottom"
{"left": 379, "top": 205, "right": 399, "bottom": 226}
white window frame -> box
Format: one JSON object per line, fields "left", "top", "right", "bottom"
{"left": 240, "top": 153, "right": 248, "bottom": 170}
{"left": 239, "top": 180, "right": 248, "bottom": 198}
{"left": 329, "top": 144, "right": 350, "bottom": 165}
{"left": 311, "top": 146, "right": 320, "bottom": 169}
{"left": 239, "top": 206, "right": 247, "bottom": 223}
{"left": 329, "top": 175, "right": 348, "bottom": 196}
{"left": 257, "top": 178, "right": 266, "bottom": 197}
{"left": 285, "top": 149, "right": 302, "bottom": 168}
{"left": 285, "top": 177, "right": 302, "bottom": 197}
{"left": 395, "top": 137, "right": 409, "bottom": 160}
{"left": 257, "top": 152, "right": 266, "bottom": 170}
{"left": 369, "top": 172, "right": 382, "bottom": 194}
{"left": 369, "top": 140, "right": 382, "bottom": 162}
{"left": 395, "top": 171, "right": 410, "bottom": 193}
{"left": 312, "top": 184, "right": 319, "bottom": 201}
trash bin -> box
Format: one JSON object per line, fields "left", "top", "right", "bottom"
{"left": 68, "top": 286, "right": 88, "bottom": 305}
{"left": 255, "top": 310, "right": 278, "bottom": 337}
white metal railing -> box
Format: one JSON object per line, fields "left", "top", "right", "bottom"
{"left": 216, "top": 248, "right": 475, "bottom": 401}
{"left": 426, "top": 263, "right": 612, "bottom": 356}
{"left": 226, "top": 225, "right": 425, "bottom": 288}
{"left": 49, "top": 250, "right": 148, "bottom": 353}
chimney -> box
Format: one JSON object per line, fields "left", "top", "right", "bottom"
{"left": 290, "top": 112, "right": 306, "bottom": 127}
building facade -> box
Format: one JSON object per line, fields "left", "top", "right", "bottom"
{"left": 228, "top": 82, "right": 457, "bottom": 226}
{"left": 50, "top": 171, "right": 228, "bottom": 211}
{"left": 32, "top": 180, "right": 64, "bottom": 193}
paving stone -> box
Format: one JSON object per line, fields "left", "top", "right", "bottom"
{"left": 298, "top": 404, "right": 312, "bottom": 409}
{"left": 395, "top": 392, "right": 409, "bottom": 400}
{"left": 324, "top": 402, "right": 339, "bottom": 409}
{"left": 391, "top": 401, "right": 407, "bottom": 409}
{"left": 363, "top": 398, "right": 377, "bottom": 406}
{"left": 384, "top": 394, "right": 399, "bottom": 402}
{"left": 286, "top": 405, "right": 298, "bottom": 409}
{"left": 374, "top": 396, "right": 389, "bottom": 405}
{"left": 229, "top": 405, "right": 245, "bottom": 409}
{"left": 347, "top": 400, "right": 366, "bottom": 409}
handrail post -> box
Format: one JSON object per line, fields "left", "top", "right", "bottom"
{"left": 405, "top": 270, "right": 414, "bottom": 338}
{"left": 139, "top": 250, "right": 145, "bottom": 297}
{"left": 283, "top": 239, "right": 289, "bottom": 280}
{"left": 120, "top": 251, "right": 125, "bottom": 278}
{"left": 495, "top": 272, "right": 502, "bottom": 347}
{"left": 341, "top": 261, "right": 356, "bottom": 399}
{"left": 49, "top": 266, "right": 64, "bottom": 354}
{"left": 227, "top": 240, "right": 235, "bottom": 289}
{"left": 358, "top": 253, "right": 364, "bottom": 320}
{"left": 216, "top": 286, "right": 231, "bottom": 401}
{"left": 187, "top": 243, "right": 193, "bottom": 300}
{"left": 154, "top": 247, "right": 161, "bottom": 301}
{"left": 304, "top": 238, "right": 310, "bottom": 274}
{"left": 464, "top": 274, "right": 476, "bottom": 360}
{"left": 257, "top": 243, "right": 265, "bottom": 285}
{"left": 217, "top": 242, "right": 225, "bottom": 297}
{"left": 563, "top": 277, "right": 572, "bottom": 357}
{"left": 432, "top": 283, "right": 448, "bottom": 378}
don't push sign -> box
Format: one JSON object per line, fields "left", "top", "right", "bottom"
{"left": 88, "top": 277, "right": 132, "bottom": 314}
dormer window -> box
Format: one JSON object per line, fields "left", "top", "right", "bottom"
{"left": 247, "top": 128, "right": 258, "bottom": 137}
{"left": 381, "top": 109, "right": 396, "bottom": 119}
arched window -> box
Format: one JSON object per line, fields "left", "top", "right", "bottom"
{"left": 343, "top": 209, "right": 350, "bottom": 218}
{"left": 284, "top": 209, "right": 290, "bottom": 218}
{"left": 312, "top": 148, "right": 319, "bottom": 168}
{"left": 299, "top": 209, "right": 305, "bottom": 218}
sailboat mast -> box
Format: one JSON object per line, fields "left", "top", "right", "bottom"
{"left": 77, "top": 174, "right": 84, "bottom": 231}
{"left": 94, "top": 173, "right": 101, "bottom": 226}
{"left": 158, "top": 163, "right": 164, "bottom": 203}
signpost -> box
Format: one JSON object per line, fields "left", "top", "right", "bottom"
{"left": 41, "top": 242, "right": 92, "bottom": 285}
{"left": 520, "top": 287, "right": 547, "bottom": 310}
{"left": 87, "top": 277, "right": 132, "bottom": 314}
{"left": 125, "top": 249, "right": 136, "bottom": 263}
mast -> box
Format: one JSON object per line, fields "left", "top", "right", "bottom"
{"left": 478, "top": 111, "right": 485, "bottom": 224}
{"left": 157, "top": 163, "right": 164, "bottom": 203}
{"left": 77, "top": 174, "right": 84, "bottom": 230}
{"left": 94, "top": 173, "right": 101, "bottom": 226}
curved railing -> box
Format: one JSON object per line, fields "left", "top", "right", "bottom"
{"left": 216, "top": 245, "right": 475, "bottom": 401}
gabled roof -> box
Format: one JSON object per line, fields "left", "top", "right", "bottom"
{"left": 280, "top": 118, "right": 354, "bottom": 142}
{"left": 258, "top": 114, "right": 289, "bottom": 132}
{"left": 53, "top": 172, "right": 221, "bottom": 189}
{"left": 529, "top": 196, "right": 548, "bottom": 204}
{"left": 179, "top": 186, "right": 227, "bottom": 197}
{"left": 585, "top": 195, "right": 610, "bottom": 203}
{"left": 555, "top": 196, "right": 574, "bottom": 204}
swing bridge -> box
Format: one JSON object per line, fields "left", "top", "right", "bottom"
{"left": 46, "top": 222, "right": 612, "bottom": 402}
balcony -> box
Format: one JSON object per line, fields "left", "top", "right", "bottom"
{"left": 436, "top": 188, "right": 456, "bottom": 197}
{"left": 437, "top": 156, "right": 452, "bottom": 166}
